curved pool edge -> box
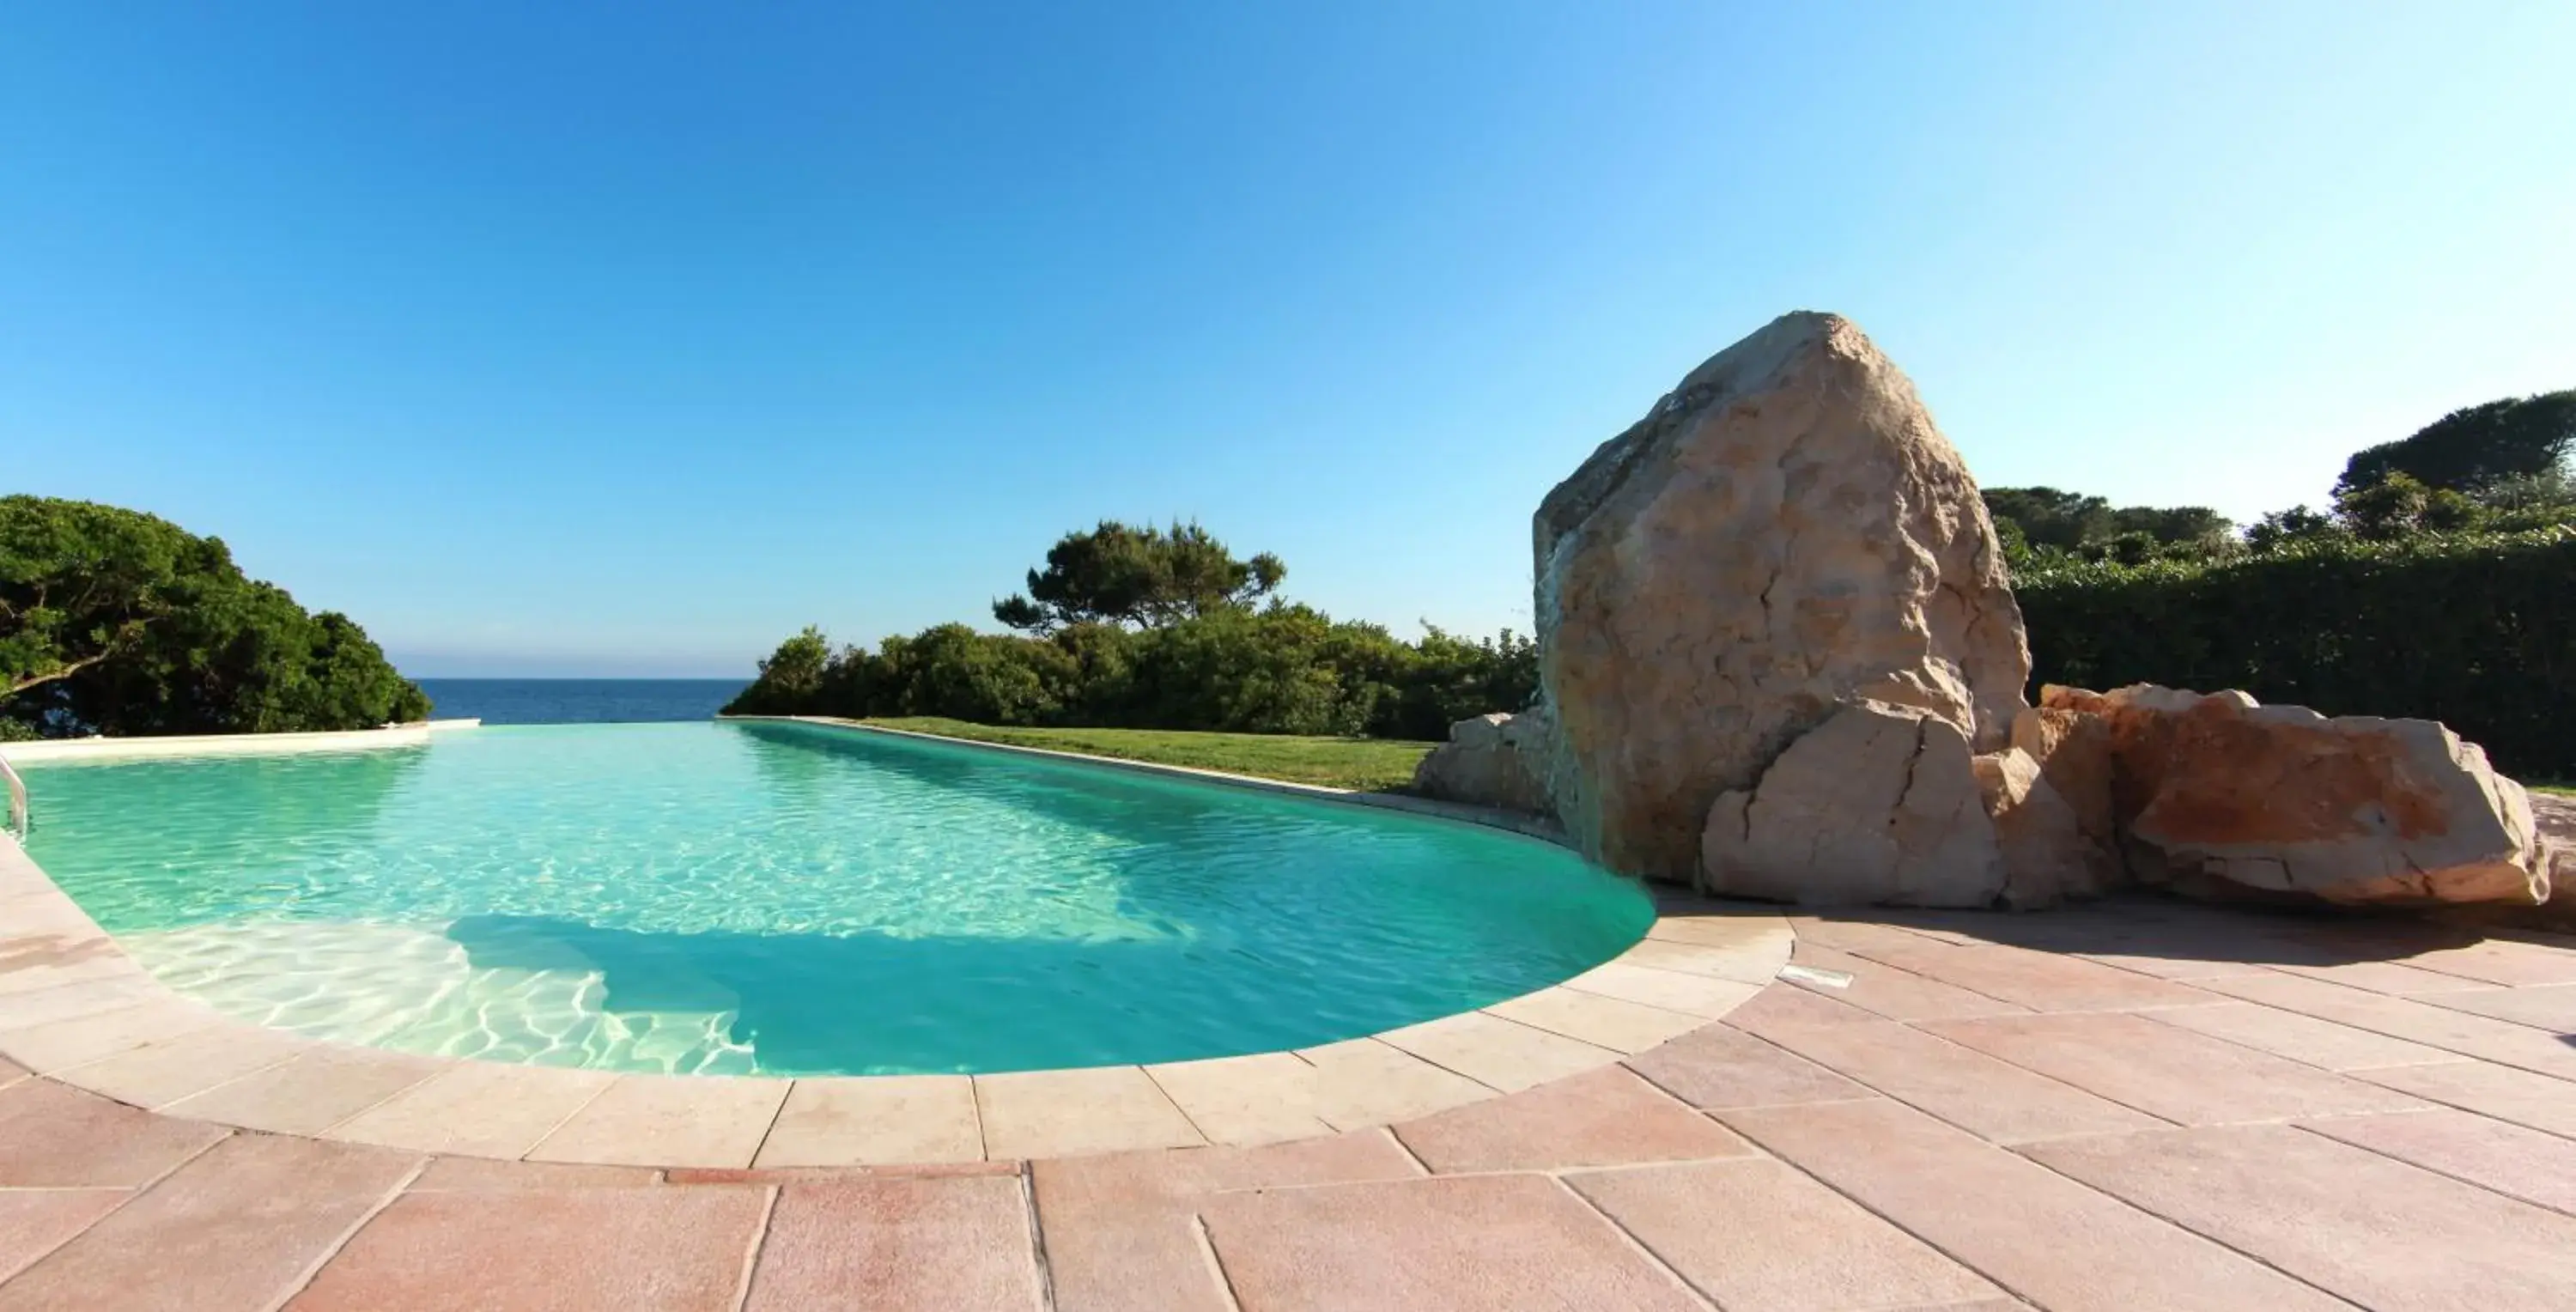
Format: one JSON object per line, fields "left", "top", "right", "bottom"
{"left": 0, "top": 829, "right": 1789, "bottom": 1168}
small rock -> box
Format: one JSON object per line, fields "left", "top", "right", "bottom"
{"left": 2040, "top": 683, "right": 2548, "bottom": 907}
{"left": 1410, "top": 709, "right": 1552, "bottom": 816}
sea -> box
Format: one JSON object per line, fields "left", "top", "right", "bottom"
{"left": 413, "top": 678, "right": 751, "bottom": 726}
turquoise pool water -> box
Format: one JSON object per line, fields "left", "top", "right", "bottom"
{"left": 20, "top": 722, "right": 1652, "bottom": 1076}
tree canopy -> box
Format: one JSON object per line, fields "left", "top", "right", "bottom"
{"left": 1, "top": 495, "right": 430, "bottom": 738}
{"left": 2337, "top": 391, "right": 2576, "bottom": 497}
{"left": 992, "top": 519, "right": 1285, "bottom": 634}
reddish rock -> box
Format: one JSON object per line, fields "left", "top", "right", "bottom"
{"left": 2037, "top": 683, "right": 2547, "bottom": 907}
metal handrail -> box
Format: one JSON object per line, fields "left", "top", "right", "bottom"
{"left": 1, "top": 753, "right": 25, "bottom": 840}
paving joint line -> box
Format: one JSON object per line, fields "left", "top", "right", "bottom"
{"left": 258, "top": 1151, "right": 429, "bottom": 1312}
{"left": 1188, "top": 1211, "right": 1247, "bottom": 1312}
{"left": 1542, "top": 1169, "right": 1718, "bottom": 1309}
{"left": 2282, "top": 1119, "right": 2576, "bottom": 1221}
{"left": 1019, "top": 1160, "right": 1060, "bottom": 1311}
{"left": 726, "top": 1182, "right": 781, "bottom": 1312}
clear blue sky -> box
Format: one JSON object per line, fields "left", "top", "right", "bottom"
{"left": 6, "top": 3, "right": 2570, "bottom": 677}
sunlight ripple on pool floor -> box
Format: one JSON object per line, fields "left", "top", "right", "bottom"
{"left": 21, "top": 721, "right": 1654, "bottom": 1076}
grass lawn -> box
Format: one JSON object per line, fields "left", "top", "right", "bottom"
{"left": 2535, "top": 781, "right": 2573, "bottom": 797}
{"left": 860, "top": 717, "right": 1437, "bottom": 791}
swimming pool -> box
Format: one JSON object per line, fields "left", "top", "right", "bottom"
{"left": 19, "top": 721, "right": 1652, "bottom": 1076}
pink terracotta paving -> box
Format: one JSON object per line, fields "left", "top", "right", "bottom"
{"left": 1196, "top": 1173, "right": 1706, "bottom": 1311}
{"left": 1782, "top": 941, "right": 2038, "bottom": 1020}
{"left": 1718, "top": 1098, "right": 2352, "bottom": 1312}
{"left": 2303, "top": 1107, "right": 2576, "bottom": 1216}
{"left": 10, "top": 897, "right": 2576, "bottom": 1308}
{"left": 1845, "top": 941, "right": 2218, "bottom": 1012}
{"left": 2027, "top": 1123, "right": 2576, "bottom": 1310}
{"left": 1390, "top": 1064, "right": 1752, "bottom": 1173}
{"left": 743, "top": 1176, "right": 1043, "bottom": 1310}
{"left": 290, "top": 1185, "right": 770, "bottom": 1312}
{"left": 0, "top": 1133, "right": 420, "bottom": 1312}
{"left": 1737, "top": 1016, "right": 2167, "bottom": 1144}
{"left": 1030, "top": 1130, "right": 1424, "bottom": 1312}
{"left": 1570, "top": 1158, "right": 2004, "bottom": 1312}
{"left": 1920, "top": 1010, "right": 2428, "bottom": 1124}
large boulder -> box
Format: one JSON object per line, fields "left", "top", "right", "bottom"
{"left": 1534, "top": 310, "right": 2030, "bottom": 883}
{"left": 1410, "top": 709, "right": 1552, "bottom": 815}
{"left": 2041, "top": 684, "right": 2549, "bottom": 906}
{"left": 1701, "top": 700, "right": 2006, "bottom": 907}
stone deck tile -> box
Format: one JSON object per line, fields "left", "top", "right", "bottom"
{"left": 1143, "top": 1052, "right": 1330, "bottom": 1147}
{"left": 1031, "top": 1131, "right": 1422, "bottom": 1312}
{"left": 2398, "top": 937, "right": 2576, "bottom": 987}
{"left": 1845, "top": 943, "right": 2217, "bottom": 1013}
{"left": 974, "top": 1066, "right": 1204, "bottom": 1159}
{"left": 1644, "top": 910, "right": 1794, "bottom": 951}
{"left": 1195, "top": 1172, "right": 1706, "bottom": 1312}
{"left": 1783, "top": 943, "right": 2034, "bottom": 1021}
{"left": 408, "top": 1157, "right": 661, "bottom": 1189}
{"left": 52, "top": 1021, "right": 307, "bottom": 1109}
{"left": 0, "top": 1190, "right": 128, "bottom": 1285}
{"left": 1295, "top": 1038, "right": 1494, "bottom": 1130}
{"left": 1614, "top": 936, "right": 1790, "bottom": 985}
{"left": 1746, "top": 1017, "right": 2167, "bottom": 1144}
{"left": 754, "top": 1075, "right": 982, "bottom": 1168}
{"left": 2268, "top": 958, "right": 2494, "bottom": 995}
{"left": 2201, "top": 970, "right": 2576, "bottom": 1078}
{"left": 0, "top": 1133, "right": 419, "bottom": 1312}
{"left": 1391, "top": 1065, "right": 1752, "bottom": 1174}
{"left": 0, "top": 996, "right": 228, "bottom": 1072}
{"left": 2356, "top": 1060, "right": 2576, "bottom": 1139}
{"left": 744, "top": 1175, "right": 1042, "bottom": 1310}
{"left": 289, "top": 1184, "right": 769, "bottom": 1311}
{"left": 1718, "top": 1097, "right": 2350, "bottom": 1312}
{"left": 2417, "top": 981, "right": 2576, "bottom": 1031}
{"left": 0, "top": 1055, "right": 20, "bottom": 1088}
{"left": 1781, "top": 914, "right": 1963, "bottom": 955}
{"left": 1622, "top": 1023, "right": 1869, "bottom": 1110}
{"left": 158, "top": 1045, "right": 443, "bottom": 1136}
{"left": 1372, "top": 1011, "right": 1624, "bottom": 1092}
{"left": 1570, "top": 1157, "right": 2005, "bottom": 1312}
{"left": 325, "top": 1061, "right": 615, "bottom": 1158}
{"left": 0, "top": 952, "right": 145, "bottom": 1002}
{"left": 2028, "top": 1122, "right": 2576, "bottom": 1311}
{"left": 1480, "top": 985, "right": 1710, "bottom": 1054}
{"left": 1557, "top": 960, "right": 1765, "bottom": 1017}
{"left": 1922, "top": 1011, "right": 2426, "bottom": 1125}
{"left": 1719, "top": 980, "right": 1881, "bottom": 1030}
{"left": 0, "top": 1077, "right": 228, "bottom": 1187}
{"left": 2144, "top": 999, "right": 2456, "bottom": 1071}
{"left": 527, "top": 1073, "right": 789, "bottom": 1169}
{"left": 2305, "top": 1107, "right": 2576, "bottom": 1216}
{"left": 0, "top": 976, "right": 160, "bottom": 1030}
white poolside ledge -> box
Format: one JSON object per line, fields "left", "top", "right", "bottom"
{"left": 0, "top": 718, "right": 481, "bottom": 765}
{"left": 0, "top": 717, "right": 1794, "bottom": 1168}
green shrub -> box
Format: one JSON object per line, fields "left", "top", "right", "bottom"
{"left": 3, "top": 495, "right": 430, "bottom": 738}
{"left": 2016, "top": 526, "right": 2576, "bottom": 778}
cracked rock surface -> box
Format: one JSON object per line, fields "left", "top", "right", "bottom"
{"left": 1533, "top": 310, "right": 2028, "bottom": 884}
{"left": 2045, "top": 683, "right": 2550, "bottom": 906}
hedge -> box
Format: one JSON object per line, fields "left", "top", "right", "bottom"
{"left": 2013, "top": 526, "right": 2576, "bottom": 781}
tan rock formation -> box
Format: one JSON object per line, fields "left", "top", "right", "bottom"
{"left": 1409, "top": 710, "right": 1553, "bottom": 816}
{"left": 2038, "top": 684, "right": 2549, "bottom": 906}
{"left": 1700, "top": 701, "right": 2007, "bottom": 907}
{"left": 1974, "top": 746, "right": 2119, "bottom": 908}
{"left": 1534, "top": 311, "right": 2029, "bottom": 883}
